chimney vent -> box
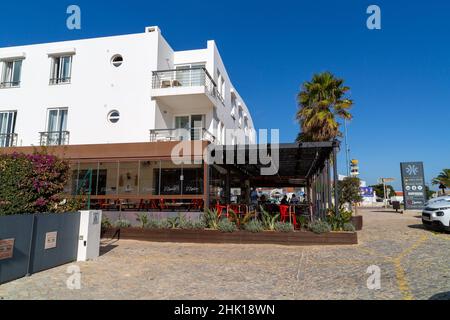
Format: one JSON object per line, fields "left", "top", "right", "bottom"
{"left": 145, "top": 26, "right": 160, "bottom": 33}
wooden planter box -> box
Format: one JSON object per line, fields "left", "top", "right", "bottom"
{"left": 102, "top": 228, "right": 358, "bottom": 246}
{"left": 351, "top": 215, "right": 363, "bottom": 231}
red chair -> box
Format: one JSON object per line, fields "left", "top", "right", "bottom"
{"left": 191, "top": 199, "right": 203, "bottom": 211}
{"left": 215, "top": 201, "right": 228, "bottom": 218}
{"left": 280, "top": 205, "right": 297, "bottom": 229}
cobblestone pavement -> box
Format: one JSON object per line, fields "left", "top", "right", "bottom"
{"left": 0, "top": 208, "right": 449, "bottom": 300}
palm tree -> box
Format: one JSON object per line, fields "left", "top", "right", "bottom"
{"left": 296, "top": 72, "right": 353, "bottom": 142}
{"left": 432, "top": 169, "right": 450, "bottom": 195}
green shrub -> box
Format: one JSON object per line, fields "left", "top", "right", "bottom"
{"left": 309, "top": 220, "right": 331, "bottom": 234}
{"left": 217, "top": 219, "right": 237, "bottom": 233}
{"left": 115, "top": 219, "right": 131, "bottom": 228}
{"left": 343, "top": 222, "right": 356, "bottom": 232}
{"left": 228, "top": 209, "right": 254, "bottom": 227}
{"left": 201, "top": 208, "right": 220, "bottom": 230}
{"left": 146, "top": 219, "right": 170, "bottom": 229}
{"left": 260, "top": 206, "right": 280, "bottom": 231}
{"left": 101, "top": 216, "right": 112, "bottom": 229}
{"left": 326, "top": 210, "right": 352, "bottom": 231}
{"left": 244, "top": 219, "right": 264, "bottom": 233}
{"left": 297, "top": 215, "right": 309, "bottom": 229}
{"left": 191, "top": 220, "right": 206, "bottom": 230}
{"left": 178, "top": 219, "right": 206, "bottom": 230}
{"left": 136, "top": 213, "right": 149, "bottom": 228}
{"left": 274, "top": 222, "right": 294, "bottom": 233}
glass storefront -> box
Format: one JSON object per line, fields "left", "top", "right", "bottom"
{"left": 66, "top": 160, "right": 204, "bottom": 197}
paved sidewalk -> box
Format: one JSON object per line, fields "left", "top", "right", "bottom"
{"left": 0, "top": 208, "right": 449, "bottom": 300}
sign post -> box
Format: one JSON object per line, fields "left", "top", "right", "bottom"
{"left": 400, "top": 162, "right": 427, "bottom": 210}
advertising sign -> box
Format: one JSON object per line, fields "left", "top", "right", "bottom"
{"left": 45, "top": 231, "right": 58, "bottom": 250}
{"left": 360, "top": 187, "right": 374, "bottom": 198}
{"left": 0, "top": 239, "right": 15, "bottom": 260}
{"left": 400, "top": 162, "right": 427, "bottom": 210}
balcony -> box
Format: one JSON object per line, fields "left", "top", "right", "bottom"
{"left": 49, "top": 77, "right": 71, "bottom": 85}
{"left": 40, "top": 131, "right": 70, "bottom": 146}
{"left": 0, "top": 81, "right": 20, "bottom": 89}
{"left": 151, "top": 67, "right": 223, "bottom": 109}
{"left": 0, "top": 133, "right": 18, "bottom": 147}
{"left": 149, "top": 128, "right": 215, "bottom": 143}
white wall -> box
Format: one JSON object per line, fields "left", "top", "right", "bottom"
{"left": 0, "top": 27, "right": 255, "bottom": 147}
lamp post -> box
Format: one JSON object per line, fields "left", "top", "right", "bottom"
{"left": 379, "top": 177, "right": 395, "bottom": 208}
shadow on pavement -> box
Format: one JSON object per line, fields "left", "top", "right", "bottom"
{"left": 371, "top": 210, "right": 403, "bottom": 214}
{"left": 408, "top": 224, "right": 450, "bottom": 234}
{"left": 429, "top": 291, "right": 450, "bottom": 300}
{"left": 100, "top": 239, "right": 119, "bottom": 256}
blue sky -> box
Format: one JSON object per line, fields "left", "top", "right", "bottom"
{"left": 1, "top": 0, "right": 449, "bottom": 189}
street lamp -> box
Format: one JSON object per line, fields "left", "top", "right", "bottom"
{"left": 379, "top": 177, "right": 395, "bottom": 208}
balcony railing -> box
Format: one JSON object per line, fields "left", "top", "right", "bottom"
{"left": 40, "top": 131, "right": 70, "bottom": 146}
{"left": 49, "top": 77, "right": 71, "bottom": 85}
{"left": 150, "top": 128, "right": 216, "bottom": 143}
{"left": 152, "top": 67, "right": 223, "bottom": 101}
{"left": 0, "top": 81, "right": 20, "bottom": 88}
{"left": 0, "top": 133, "right": 18, "bottom": 147}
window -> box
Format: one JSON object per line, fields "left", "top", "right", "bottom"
{"left": 217, "top": 70, "right": 225, "bottom": 102}
{"left": 50, "top": 55, "right": 72, "bottom": 85}
{"left": 111, "top": 55, "right": 123, "bottom": 67}
{"left": 231, "top": 94, "right": 237, "bottom": 119}
{"left": 1, "top": 60, "right": 23, "bottom": 88}
{"left": 238, "top": 106, "right": 243, "bottom": 127}
{"left": 0, "top": 111, "right": 17, "bottom": 147}
{"left": 220, "top": 77, "right": 225, "bottom": 100}
{"left": 108, "top": 110, "right": 120, "bottom": 123}
{"left": 43, "top": 108, "right": 68, "bottom": 145}
{"left": 174, "top": 114, "right": 205, "bottom": 140}
{"left": 175, "top": 63, "right": 206, "bottom": 86}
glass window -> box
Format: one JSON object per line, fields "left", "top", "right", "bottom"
{"left": 0, "top": 111, "right": 17, "bottom": 147}
{"left": 139, "top": 160, "right": 160, "bottom": 195}
{"left": 108, "top": 110, "right": 120, "bottom": 123}
{"left": 209, "top": 165, "right": 227, "bottom": 205}
{"left": 98, "top": 162, "right": 119, "bottom": 195}
{"left": 182, "top": 164, "right": 203, "bottom": 195}
{"left": 76, "top": 163, "right": 99, "bottom": 195}
{"left": 157, "top": 161, "right": 182, "bottom": 195}
{"left": 44, "top": 108, "right": 68, "bottom": 146}
{"left": 1, "top": 60, "right": 22, "bottom": 88}
{"left": 50, "top": 55, "right": 72, "bottom": 84}
{"left": 111, "top": 55, "right": 123, "bottom": 67}
{"left": 118, "top": 162, "right": 139, "bottom": 195}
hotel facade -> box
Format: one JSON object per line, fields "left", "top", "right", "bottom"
{"left": 0, "top": 26, "right": 262, "bottom": 210}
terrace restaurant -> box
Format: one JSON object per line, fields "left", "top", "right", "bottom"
{"left": 5, "top": 140, "right": 340, "bottom": 224}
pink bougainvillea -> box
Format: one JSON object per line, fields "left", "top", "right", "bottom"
{"left": 0, "top": 150, "right": 70, "bottom": 215}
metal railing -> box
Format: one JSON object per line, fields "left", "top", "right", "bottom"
{"left": 150, "top": 128, "right": 216, "bottom": 143}
{"left": 0, "top": 133, "right": 18, "bottom": 147}
{"left": 39, "top": 131, "right": 70, "bottom": 146}
{"left": 152, "top": 67, "right": 223, "bottom": 101}
{"left": 49, "top": 77, "right": 71, "bottom": 85}
{"left": 0, "top": 81, "right": 20, "bottom": 88}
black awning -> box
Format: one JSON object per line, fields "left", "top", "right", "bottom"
{"left": 209, "top": 141, "right": 339, "bottom": 187}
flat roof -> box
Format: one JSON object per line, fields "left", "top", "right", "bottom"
{"left": 212, "top": 141, "right": 339, "bottom": 187}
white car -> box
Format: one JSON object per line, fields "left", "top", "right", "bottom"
{"left": 422, "top": 198, "right": 450, "bottom": 231}
{"left": 425, "top": 195, "right": 450, "bottom": 206}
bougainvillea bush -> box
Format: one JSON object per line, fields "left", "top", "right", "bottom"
{"left": 0, "top": 151, "right": 79, "bottom": 215}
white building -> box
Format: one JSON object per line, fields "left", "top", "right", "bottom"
{"left": 0, "top": 26, "right": 255, "bottom": 147}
